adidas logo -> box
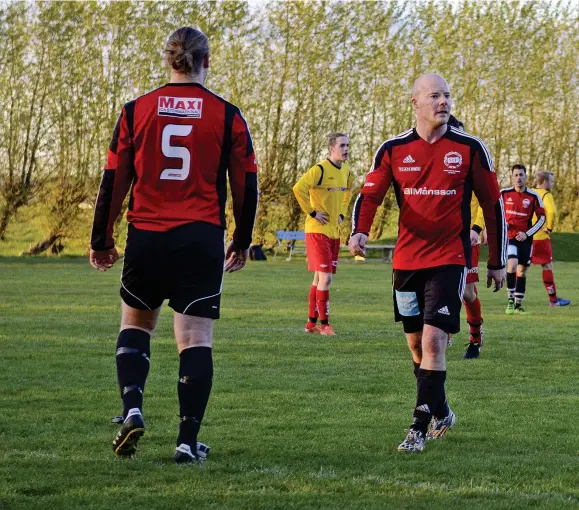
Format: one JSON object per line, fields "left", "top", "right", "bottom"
{"left": 437, "top": 306, "right": 450, "bottom": 315}
{"left": 415, "top": 404, "right": 430, "bottom": 413}
{"left": 402, "top": 155, "right": 415, "bottom": 163}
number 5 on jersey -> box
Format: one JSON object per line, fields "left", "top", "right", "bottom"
{"left": 160, "top": 124, "right": 193, "bottom": 181}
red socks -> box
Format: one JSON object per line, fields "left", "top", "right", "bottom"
{"left": 308, "top": 285, "right": 318, "bottom": 322}
{"left": 464, "top": 286, "right": 482, "bottom": 324}
{"left": 464, "top": 285, "right": 482, "bottom": 342}
{"left": 542, "top": 269, "right": 558, "bottom": 302}
{"left": 316, "top": 289, "right": 330, "bottom": 324}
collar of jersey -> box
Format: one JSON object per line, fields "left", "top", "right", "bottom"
{"left": 412, "top": 126, "right": 451, "bottom": 145}
{"left": 164, "top": 82, "right": 206, "bottom": 89}
{"left": 326, "top": 158, "right": 344, "bottom": 170}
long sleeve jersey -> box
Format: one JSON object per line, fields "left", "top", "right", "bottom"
{"left": 501, "top": 187, "right": 545, "bottom": 240}
{"left": 351, "top": 126, "right": 507, "bottom": 271}
{"left": 91, "top": 82, "right": 259, "bottom": 251}
{"left": 293, "top": 159, "right": 355, "bottom": 240}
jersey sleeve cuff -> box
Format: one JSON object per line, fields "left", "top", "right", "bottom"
{"left": 472, "top": 225, "right": 483, "bottom": 234}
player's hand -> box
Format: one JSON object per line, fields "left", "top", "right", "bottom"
{"left": 313, "top": 211, "right": 329, "bottom": 225}
{"left": 486, "top": 267, "right": 506, "bottom": 292}
{"left": 90, "top": 247, "right": 120, "bottom": 272}
{"left": 337, "top": 214, "right": 344, "bottom": 225}
{"left": 225, "top": 241, "right": 248, "bottom": 273}
{"left": 469, "top": 229, "right": 479, "bottom": 247}
{"left": 481, "top": 229, "right": 488, "bottom": 246}
{"left": 349, "top": 233, "right": 368, "bottom": 257}
{"left": 515, "top": 231, "right": 528, "bottom": 242}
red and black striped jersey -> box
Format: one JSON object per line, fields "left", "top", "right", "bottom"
{"left": 351, "top": 127, "right": 507, "bottom": 270}
{"left": 501, "top": 187, "right": 545, "bottom": 240}
{"left": 91, "top": 82, "right": 258, "bottom": 251}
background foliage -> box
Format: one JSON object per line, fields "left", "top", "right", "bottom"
{"left": 0, "top": 0, "right": 577, "bottom": 254}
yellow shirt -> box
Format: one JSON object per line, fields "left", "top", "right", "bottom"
{"left": 471, "top": 196, "right": 485, "bottom": 231}
{"left": 532, "top": 188, "right": 556, "bottom": 240}
{"left": 292, "top": 159, "right": 354, "bottom": 239}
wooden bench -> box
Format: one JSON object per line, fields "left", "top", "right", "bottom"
{"left": 273, "top": 231, "right": 306, "bottom": 261}
{"left": 359, "top": 244, "right": 395, "bottom": 262}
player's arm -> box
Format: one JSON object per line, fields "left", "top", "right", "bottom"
{"left": 349, "top": 144, "right": 392, "bottom": 255}
{"left": 525, "top": 194, "right": 546, "bottom": 238}
{"left": 90, "top": 104, "right": 135, "bottom": 269}
{"left": 292, "top": 165, "right": 321, "bottom": 217}
{"left": 226, "top": 109, "right": 259, "bottom": 272}
{"left": 542, "top": 192, "right": 555, "bottom": 235}
{"left": 471, "top": 143, "right": 507, "bottom": 274}
{"left": 339, "top": 172, "right": 356, "bottom": 223}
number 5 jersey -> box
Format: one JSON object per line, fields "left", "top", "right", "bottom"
{"left": 91, "top": 82, "right": 258, "bottom": 251}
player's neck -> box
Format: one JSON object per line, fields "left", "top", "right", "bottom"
{"left": 415, "top": 122, "right": 447, "bottom": 144}
{"left": 169, "top": 70, "right": 206, "bottom": 85}
{"left": 327, "top": 158, "right": 343, "bottom": 169}
{"left": 515, "top": 185, "right": 526, "bottom": 193}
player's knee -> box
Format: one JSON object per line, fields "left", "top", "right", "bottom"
{"left": 421, "top": 334, "right": 446, "bottom": 358}
{"left": 405, "top": 332, "right": 422, "bottom": 358}
{"left": 318, "top": 272, "right": 332, "bottom": 287}
{"left": 175, "top": 315, "right": 214, "bottom": 351}
{"left": 463, "top": 284, "right": 476, "bottom": 303}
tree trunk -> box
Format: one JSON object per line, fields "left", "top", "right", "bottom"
{"left": 22, "top": 233, "right": 62, "bottom": 255}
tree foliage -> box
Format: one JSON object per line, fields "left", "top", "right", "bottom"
{"left": 0, "top": 0, "right": 577, "bottom": 253}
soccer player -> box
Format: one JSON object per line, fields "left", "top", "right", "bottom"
{"left": 349, "top": 73, "right": 507, "bottom": 453}
{"left": 89, "top": 27, "right": 258, "bottom": 464}
{"left": 531, "top": 171, "right": 571, "bottom": 307}
{"left": 293, "top": 133, "right": 354, "bottom": 336}
{"left": 447, "top": 115, "right": 486, "bottom": 359}
{"left": 502, "top": 165, "right": 545, "bottom": 315}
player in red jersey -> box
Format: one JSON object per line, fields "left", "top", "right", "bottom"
{"left": 349, "top": 74, "right": 506, "bottom": 453}
{"left": 501, "top": 165, "right": 545, "bottom": 315}
{"left": 89, "top": 27, "right": 258, "bottom": 464}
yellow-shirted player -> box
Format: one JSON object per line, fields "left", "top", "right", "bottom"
{"left": 447, "top": 115, "right": 487, "bottom": 359}
{"left": 531, "top": 171, "right": 570, "bottom": 307}
{"left": 462, "top": 197, "right": 486, "bottom": 358}
{"left": 292, "top": 132, "right": 354, "bottom": 336}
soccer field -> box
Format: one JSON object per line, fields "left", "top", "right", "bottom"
{"left": 0, "top": 258, "right": 577, "bottom": 509}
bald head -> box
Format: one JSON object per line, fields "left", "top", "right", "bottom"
{"left": 411, "top": 73, "right": 452, "bottom": 132}
{"left": 412, "top": 74, "right": 450, "bottom": 98}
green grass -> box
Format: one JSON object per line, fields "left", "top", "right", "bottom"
{"left": 0, "top": 258, "right": 578, "bottom": 509}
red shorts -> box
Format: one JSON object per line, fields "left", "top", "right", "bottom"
{"left": 466, "top": 244, "right": 480, "bottom": 284}
{"left": 306, "top": 233, "right": 340, "bottom": 274}
{"left": 531, "top": 239, "right": 552, "bottom": 265}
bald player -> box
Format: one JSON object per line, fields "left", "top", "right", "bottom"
{"left": 350, "top": 74, "right": 506, "bottom": 453}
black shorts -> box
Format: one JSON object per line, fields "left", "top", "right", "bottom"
{"left": 507, "top": 238, "right": 532, "bottom": 267}
{"left": 393, "top": 265, "right": 467, "bottom": 335}
{"left": 120, "top": 222, "right": 225, "bottom": 319}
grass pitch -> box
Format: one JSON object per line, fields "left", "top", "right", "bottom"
{"left": 0, "top": 257, "right": 577, "bottom": 509}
